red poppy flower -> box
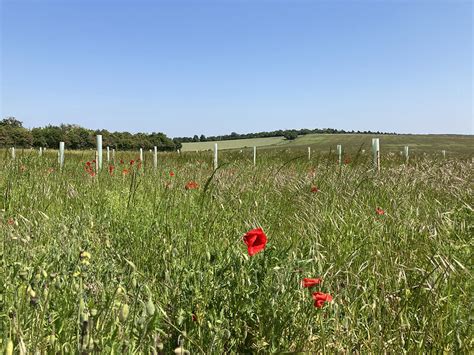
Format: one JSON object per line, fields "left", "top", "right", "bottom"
{"left": 376, "top": 207, "right": 385, "bottom": 215}
{"left": 312, "top": 292, "right": 332, "bottom": 308}
{"left": 130, "top": 160, "right": 135, "bottom": 165}
{"left": 243, "top": 228, "right": 268, "bottom": 256}
{"left": 92, "top": 159, "right": 96, "bottom": 163}
{"left": 302, "top": 278, "right": 321, "bottom": 288}
{"left": 109, "top": 165, "right": 115, "bottom": 175}
{"left": 86, "top": 161, "right": 91, "bottom": 167}
{"left": 122, "top": 169, "right": 129, "bottom": 175}
{"left": 185, "top": 181, "right": 199, "bottom": 190}
{"left": 310, "top": 186, "right": 319, "bottom": 193}
{"left": 7, "top": 218, "right": 15, "bottom": 226}
{"left": 120, "top": 159, "right": 124, "bottom": 164}
{"left": 169, "top": 171, "right": 175, "bottom": 177}
{"left": 344, "top": 158, "right": 351, "bottom": 164}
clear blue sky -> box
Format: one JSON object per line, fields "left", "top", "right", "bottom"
{"left": 1, "top": 0, "right": 472, "bottom": 137}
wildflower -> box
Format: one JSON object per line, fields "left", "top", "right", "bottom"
{"left": 79, "top": 251, "right": 91, "bottom": 260}
{"left": 7, "top": 218, "right": 15, "bottom": 226}
{"left": 302, "top": 278, "right": 321, "bottom": 288}
{"left": 185, "top": 181, "right": 199, "bottom": 190}
{"left": 47, "top": 168, "right": 54, "bottom": 174}
{"left": 310, "top": 186, "right": 319, "bottom": 193}
{"left": 312, "top": 291, "right": 333, "bottom": 308}
{"left": 109, "top": 165, "right": 114, "bottom": 175}
{"left": 120, "top": 159, "right": 124, "bottom": 164}
{"left": 130, "top": 160, "right": 135, "bottom": 165}
{"left": 376, "top": 207, "right": 385, "bottom": 215}
{"left": 243, "top": 228, "right": 268, "bottom": 256}
{"left": 122, "top": 169, "right": 129, "bottom": 176}
{"left": 344, "top": 157, "right": 351, "bottom": 164}
{"left": 79, "top": 251, "right": 91, "bottom": 263}
{"left": 86, "top": 161, "right": 91, "bottom": 167}
{"left": 170, "top": 171, "right": 175, "bottom": 177}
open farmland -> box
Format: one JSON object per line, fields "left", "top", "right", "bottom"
{"left": 181, "top": 136, "right": 286, "bottom": 152}
{"left": 183, "top": 134, "right": 474, "bottom": 157}
{"left": 1, "top": 147, "right": 473, "bottom": 353}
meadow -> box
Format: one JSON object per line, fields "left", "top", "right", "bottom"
{"left": 1, "top": 145, "right": 473, "bottom": 353}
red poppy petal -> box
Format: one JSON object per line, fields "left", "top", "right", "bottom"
{"left": 303, "top": 278, "right": 322, "bottom": 288}
{"left": 314, "top": 300, "right": 325, "bottom": 308}
{"left": 247, "top": 244, "right": 266, "bottom": 256}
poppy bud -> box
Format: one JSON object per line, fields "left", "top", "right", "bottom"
{"left": 174, "top": 347, "right": 190, "bottom": 355}
{"left": 119, "top": 304, "right": 130, "bottom": 322}
{"left": 146, "top": 299, "right": 155, "bottom": 316}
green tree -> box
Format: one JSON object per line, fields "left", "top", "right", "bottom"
{"left": 0, "top": 117, "right": 23, "bottom": 127}
{"left": 283, "top": 131, "right": 298, "bottom": 140}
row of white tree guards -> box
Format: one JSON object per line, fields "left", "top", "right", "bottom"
{"left": 8, "top": 135, "right": 449, "bottom": 171}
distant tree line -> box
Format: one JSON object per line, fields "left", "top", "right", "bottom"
{"left": 1, "top": 116, "right": 397, "bottom": 150}
{"left": 0, "top": 117, "right": 179, "bottom": 151}
{"left": 174, "top": 128, "right": 397, "bottom": 144}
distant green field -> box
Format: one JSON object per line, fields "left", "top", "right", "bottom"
{"left": 181, "top": 136, "right": 286, "bottom": 151}
{"left": 183, "top": 134, "right": 474, "bottom": 156}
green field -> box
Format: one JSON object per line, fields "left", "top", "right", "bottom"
{"left": 183, "top": 133, "right": 474, "bottom": 156}
{"left": 181, "top": 136, "right": 286, "bottom": 151}
{"left": 1, "top": 148, "right": 473, "bottom": 353}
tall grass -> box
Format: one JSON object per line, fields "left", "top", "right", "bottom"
{"left": 1, "top": 149, "right": 472, "bottom": 353}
